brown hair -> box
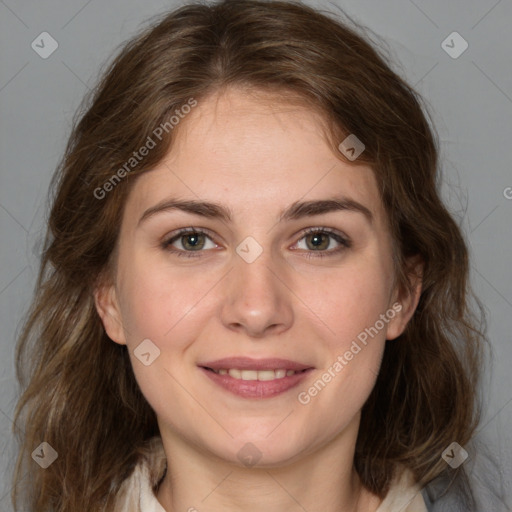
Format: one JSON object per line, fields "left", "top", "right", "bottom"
{"left": 12, "top": 0, "right": 486, "bottom": 510}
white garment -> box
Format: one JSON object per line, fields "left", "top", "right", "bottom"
{"left": 113, "top": 436, "right": 427, "bottom": 512}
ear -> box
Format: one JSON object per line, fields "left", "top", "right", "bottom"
{"left": 94, "top": 280, "right": 127, "bottom": 346}
{"left": 386, "top": 255, "right": 423, "bottom": 341}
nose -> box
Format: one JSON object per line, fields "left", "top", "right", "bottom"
{"left": 219, "top": 248, "right": 294, "bottom": 338}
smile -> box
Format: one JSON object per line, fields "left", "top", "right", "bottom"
{"left": 209, "top": 368, "right": 301, "bottom": 380}
{"left": 198, "top": 357, "right": 314, "bottom": 398}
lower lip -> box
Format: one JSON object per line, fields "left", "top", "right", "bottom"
{"left": 200, "top": 367, "right": 312, "bottom": 399}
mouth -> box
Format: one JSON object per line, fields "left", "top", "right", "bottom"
{"left": 198, "top": 357, "right": 314, "bottom": 399}
{"left": 203, "top": 367, "right": 307, "bottom": 380}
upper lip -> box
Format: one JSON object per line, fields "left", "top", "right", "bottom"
{"left": 199, "top": 357, "right": 313, "bottom": 371}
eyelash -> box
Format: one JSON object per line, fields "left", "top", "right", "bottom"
{"left": 161, "top": 226, "right": 351, "bottom": 259}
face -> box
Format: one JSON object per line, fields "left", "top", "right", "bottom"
{"left": 95, "top": 88, "right": 420, "bottom": 467}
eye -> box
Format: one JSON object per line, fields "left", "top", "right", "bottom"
{"left": 161, "top": 228, "right": 218, "bottom": 257}
{"left": 293, "top": 227, "right": 351, "bottom": 258}
{"left": 161, "top": 226, "right": 351, "bottom": 259}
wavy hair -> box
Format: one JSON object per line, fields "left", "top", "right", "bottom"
{"left": 12, "top": 0, "right": 487, "bottom": 510}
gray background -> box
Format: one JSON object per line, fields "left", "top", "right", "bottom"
{"left": 1, "top": 0, "right": 511, "bottom": 510}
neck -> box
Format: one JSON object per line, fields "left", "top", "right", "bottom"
{"left": 155, "top": 417, "right": 382, "bottom": 512}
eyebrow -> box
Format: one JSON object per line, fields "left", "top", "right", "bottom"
{"left": 138, "top": 196, "right": 373, "bottom": 226}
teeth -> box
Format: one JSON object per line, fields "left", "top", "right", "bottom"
{"left": 216, "top": 368, "right": 296, "bottom": 380}
{"left": 228, "top": 369, "right": 241, "bottom": 379}
{"left": 241, "top": 370, "right": 258, "bottom": 381}
{"left": 258, "top": 370, "right": 276, "bottom": 381}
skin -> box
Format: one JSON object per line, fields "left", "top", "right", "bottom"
{"left": 95, "top": 87, "right": 422, "bottom": 512}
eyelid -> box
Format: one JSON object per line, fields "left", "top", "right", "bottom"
{"left": 162, "top": 226, "right": 216, "bottom": 241}
{"left": 298, "top": 226, "right": 350, "bottom": 243}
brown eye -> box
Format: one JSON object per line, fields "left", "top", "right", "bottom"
{"left": 180, "top": 232, "right": 206, "bottom": 251}
{"left": 293, "top": 228, "right": 351, "bottom": 258}
{"left": 305, "top": 232, "right": 331, "bottom": 250}
{"left": 162, "top": 228, "right": 218, "bottom": 257}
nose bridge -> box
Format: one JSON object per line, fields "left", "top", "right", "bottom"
{"left": 236, "top": 245, "right": 278, "bottom": 298}
{"left": 220, "top": 239, "right": 293, "bottom": 336}
{"left": 233, "top": 242, "right": 282, "bottom": 308}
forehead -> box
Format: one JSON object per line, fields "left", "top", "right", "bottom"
{"left": 124, "top": 88, "right": 386, "bottom": 228}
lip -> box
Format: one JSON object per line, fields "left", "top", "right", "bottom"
{"left": 198, "top": 357, "right": 314, "bottom": 399}
{"left": 198, "top": 357, "right": 312, "bottom": 372}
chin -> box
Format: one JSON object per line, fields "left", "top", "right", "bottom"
{"left": 211, "top": 430, "right": 310, "bottom": 469}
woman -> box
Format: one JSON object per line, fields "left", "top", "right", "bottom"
{"left": 13, "top": 0, "right": 489, "bottom": 510}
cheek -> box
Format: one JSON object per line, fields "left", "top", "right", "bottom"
{"left": 116, "top": 257, "right": 212, "bottom": 345}
{"left": 292, "top": 254, "right": 393, "bottom": 414}
{"left": 115, "top": 257, "right": 231, "bottom": 382}
{"left": 115, "top": 261, "right": 214, "bottom": 423}
{"left": 301, "top": 256, "right": 394, "bottom": 350}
